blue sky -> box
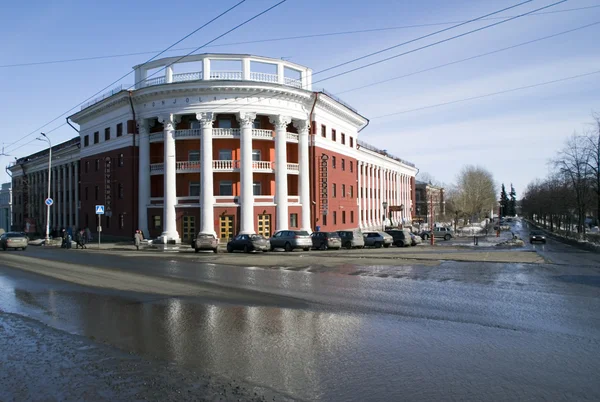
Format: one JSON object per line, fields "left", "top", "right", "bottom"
{"left": 1, "top": 0, "right": 599, "bottom": 196}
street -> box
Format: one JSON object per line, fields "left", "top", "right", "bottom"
{"left": 1, "top": 222, "right": 600, "bottom": 401}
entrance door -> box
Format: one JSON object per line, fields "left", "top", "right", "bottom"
{"left": 219, "top": 215, "right": 234, "bottom": 241}
{"left": 182, "top": 216, "right": 196, "bottom": 242}
{"left": 257, "top": 214, "right": 271, "bottom": 237}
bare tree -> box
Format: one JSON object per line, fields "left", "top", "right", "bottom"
{"left": 583, "top": 114, "right": 600, "bottom": 225}
{"left": 452, "top": 165, "right": 497, "bottom": 223}
{"left": 553, "top": 134, "right": 593, "bottom": 235}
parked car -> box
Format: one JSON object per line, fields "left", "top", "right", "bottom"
{"left": 385, "top": 229, "right": 412, "bottom": 247}
{"left": 270, "top": 230, "right": 312, "bottom": 251}
{"left": 311, "top": 231, "right": 342, "bottom": 250}
{"left": 420, "top": 227, "right": 453, "bottom": 241}
{"left": 0, "top": 232, "right": 28, "bottom": 251}
{"left": 227, "top": 234, "right": 270, "bottom": 253}
{"left": 409, "top": 232, "right": 423, "bottom": 246}
{"left": 529, "top": 230, "right": 546, "bottom": 244}
{"left": 363, "top": 231, "right": 393, "bottom": 248}
{"left": 193, "top": 233, "right": 219, "bottom": 253}
{"left": 337, "top": 230, "right": 365, "bottom": 249}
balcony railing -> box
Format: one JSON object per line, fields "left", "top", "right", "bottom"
{"left": 150, "top": 163, "right": 164, "bottom": 174}
{"left": 210, "top": 71, "right": 243, "bottom": 80}
{"left": 250, "top": 72, "right": 278, "bottom": 83}
{"left": 174, "top": 129, "right": 201, "bottom": 139}
{"left": 252, "top": 161, "right": 273, "bottom": 171}
{"left": 284, "top": 77, "right": 302, "bottom": 88}
{"left": 149, "top": 133, "right": 163, "bottom": 142}
{"left": 287, "top": 163, "right": 299, "bottom": 173}
{"left": 80, "top": 85, "right": 124, "bottom": 110}
{"left": 357, "top": 140, "right": 416, "bottom": 168}
{"left": 144, "top": 76, "right": 165, "bottom": 87}
{"left": 150, "top": 160, "right": 284, "bottom": 174}
{"left": 252, "top": 129, "right": 273, "bottom": 139}
{"left": 286, "top": 132, "right": 298, "bottom": 141}
{"left": 173, "top": 71, "right": 203, "bottom": 82}
{"left": 213, "top": 160, "right": 236, "bottom": 170}
{"left": 213, "top": 128, "right": 240, "bottom": 137}
{"left": 176, "top": 161, "right": 200, "bottom": 172}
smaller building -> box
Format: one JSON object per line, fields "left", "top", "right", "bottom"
{"left": 0, "top": 182, "right": 12, "bottom": 232}
{"left": 414, "top": 181, "right": 445, "bottom": 224}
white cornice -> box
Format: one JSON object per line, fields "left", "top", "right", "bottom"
{"left": 80, "top": 135, "right": 135, "bottom": 158}
{"left": 315, "top": 95, "right": 367, "bottom": 128}
{"left": 70, "top": 94, "right": 131, "bottom": 124}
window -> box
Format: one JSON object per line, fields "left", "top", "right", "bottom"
{"left": 116, "top": 123, "right": 123, "bottom": 137}
{"left": 153, "top": 215, "right": 161, "bottom": 229}
{"left": 332, "top": 183, "right": 337, "bottom": 198}
{"left": 85, "top": 161, "right": 89, "bottom": 173}
{"left": 342, "top": 184, "right": 346, "bottom": 198}
{"left": 253, "top": 181, "right": 261, "bottom": 196}
{"left": 332, "top": 156, "right": 336, "bottom": 168}
{"left": 104, "top": 127, "right": 110, "bottom": 141}
{"left": 94, "top": 186, "right": 99, "bottom": 200}
{"left": 93, "top": 131, "right": 99, "bottom": 144}
{"left": 85, "top": 187, "right": 88, "bottom": 201}
{"left": 106, "top": 216, "right": 111, "bottom": 229}
{"left": 219, "top": 180, "right": 233, "bottom": 196}
{"left": 332, "top": 129, "right": 337, "bottom": 142}
{"left": 350, "top": 161, "right": 353, "bottom": 172}
{"left": 342, "top": 211, "right": 346, "bottom": 224}
{"left": 341, "top": 133, "right": 346, "bottom": 145}
{"left": 119, "top": 214, "right": 124, "bottom": 229}
{"left": 95, "top": 159, "right": 99, "bottom": 171}
{"left": 253, "top": 118, "right": 261, "bottom": 129}
{"left": 322, "top": 214, "right": 327, "bottom": 226}
{"left": 350, "top": 137, "right": 354, "bottom": 147}
{"left": 118, "top": 183, "right": 124, "bottom": 199}
{"left": 188, "top": 150, "right": 200, "bottom": 162}
{"left": 84, "top": 135, "right": 89, "bottom": 147}
{"left": 219, "top": 149, "right": 232, "bottom": 160}
{"left": 341, "top": 158, "right": 345, "bottom": 171}
{"left": 350, "top": 185, "right": 354, "bottom": 198}
{"left": 290, "top": 213, "right": 298, "bottom": 228}
{"left": 118, "top": 153, "right": 124, "bottom": 167}
{"left": 252, "top": 149, "right": 261, "bottom": 162}
{"left": 191, "top": 121, "right": 201, "bottom": 129}
{"left": 333, "top": 211, "right": 337, "bottom": 225}
{"left": 350, "top": 211, "right": 354, "bottom": 223}
{"left": 190, "top": 182, "right": 200, "bottom": 197}
{"left": 217, "top": 118, "right": 232, "bottom": 128}
{"left": 321, "top": 125, "right": 326, "bottom": 138}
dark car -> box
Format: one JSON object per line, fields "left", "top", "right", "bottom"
{"left": 227, "top": 234, "right": 270, "bottom": 253}
{"left": 385, "top": 229, "right": 412, "bottom": 247}
{"left": 529, "top": 230, "right": 546, "bottom": 244}
{"left": 311, "top": 232, "right": 342, "bottom": 250}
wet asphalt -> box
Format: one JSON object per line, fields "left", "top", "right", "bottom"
{"left": 1, "top": 220, "right": 599, "bottom": 401}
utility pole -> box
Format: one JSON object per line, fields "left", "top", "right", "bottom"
{"left": 430, "top": 193, "right": 435, "bottom": 246}
{"left": 37, "top": 134, "right": 52, "bottom": 245}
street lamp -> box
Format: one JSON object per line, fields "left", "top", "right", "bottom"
{"left": 37, "top": 133, "right": 52, "bottom": 245}
{"left": 382, "top": 201, "right": 388, "bottom": 231}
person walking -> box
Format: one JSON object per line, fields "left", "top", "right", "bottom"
{"left": 75, "top": 229, "right": 86, "bottom": 249}
{"left": 80, "top": 229, "right": 87, "bottom": 249}
{"left": 61, "top": 229, "right": 68, "bottom": 248}
{"left": 134, "top": 230, "right": 143, "bottom": 251}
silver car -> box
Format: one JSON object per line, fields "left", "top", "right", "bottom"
{"left": 337, "top": 230, "right": 365, "bottom": 249}
{"left": 363, "top": 231, "right": 392, "bottom": 248}
{"left": 270, "top": 230, "right": 312, "bottom": 252}
{"left": 0, "top": 232, "right": 29, "bottom": 251}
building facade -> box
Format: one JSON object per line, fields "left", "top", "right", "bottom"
{"left": 0, "top": 182, "right": 12, "bottom": 232}
{"left": 12, "top": 54, "right": 417, "bottom": 241}
{"left": 414, "top": 181, "right": 445, "bottom": 224}
{"left": 9, "top": 138, "right": 80, "bottom": 235}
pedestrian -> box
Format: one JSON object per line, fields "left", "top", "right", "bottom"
{"left": 80, "top": 229, "right": 87, "bottom": 249}
{"left": 61, "top": 229, "right": 67, "bottom": 248}
{"left": 85, "top": 227, "right": 93, "bottom": 243}
{"left": 75, "top": 229, "right": 86, "bottom": 249}
{"left": 134, "top": 230, "right": 143, "bottom": 251}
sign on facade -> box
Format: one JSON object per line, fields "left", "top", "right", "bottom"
{"left": 45, "top": 198, "right": 53, "bottom": 206}
{"left": 104, "top": 156, "right": 112, "bottom": 215}
{"left": 95, "top": 205, "right": 105, "bottom": 215}
{"left": 320, "top": 154, "right": 329, "bottom": 215}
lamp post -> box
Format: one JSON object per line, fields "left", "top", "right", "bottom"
{"left": 37, "top": 133, "right": 52, "bottom": 245}
{"left": 382, "top": 201, "right": 388, "bottom": 231}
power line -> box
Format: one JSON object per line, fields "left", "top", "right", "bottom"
{"left": 336, "top": 21, "right": 600, "bottom": 95}
{"left": 315, "top": 0, "right": 533, "bottom": 76}
{"left": 370, "top": 70, "right": 600, "bottom": 119}
{"left": 1, "top": 4, "right": 598, "bottom": 69}
{"left": 4, "top": 0, "right": 287, "bottom": 154}
{"left": 6, "top": 124, "right": 67, "bottom": 156}
{"left": 314, "top": 0, "right": 568, "bottom": 85}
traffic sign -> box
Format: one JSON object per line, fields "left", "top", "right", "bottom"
{"left": 95, "top": 205, "right": 105, "bottom": 215}
{"left": 45, "top": 198, "right": 53, "bottom": 206}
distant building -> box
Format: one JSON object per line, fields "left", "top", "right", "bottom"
{"left": 0, "top": 182, "right": 12, "bottom": 232}
{"left": 414, "top": 181, "right": 445, "bottom": 224}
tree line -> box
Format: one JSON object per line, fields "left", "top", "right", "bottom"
{"left": 521, "top": 115, "right": 600, "bottom": 235}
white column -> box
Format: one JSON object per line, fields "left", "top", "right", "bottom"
{"left": 270, "top": 115, "right": 292, "bottom": 231}
{"left": 137, "top": 119, "right": 151, "bottom": 238}
{"left": 395, "top": 172, "right": 399, "bottom": 224}
{"left": 52, "top": 167, "right": 57, "bottom": 230}
{"left": 74, "top": 162, "right": 79, "bottom": 229}
{"left": 165, "top": 65, "right": 173, "bottom": 84}
{"left": 367, "top": 164, "right": 372, "bottom": 228}
{"left": 202, "top": 58, "right": 211, "bottom": 81}
{"left": 158, "top": 114, "right": 180, "bottom": 243}
{"left": 358, "top": 161, "right": 363, "bottom": 229}
{"left": 375, "top": 167, "right": 380, "bottom": 227}
{"left": 242, "top": 58, "right": 251, "bottom": 80}
{"left": 238, "top": 112, "right": 256, "bottom": 234}
{"left": 62, "top": 165, "right": 67, "bottom": 229}
{"left": 198, "top": 112, "right": 215, "bottom": 235}
{"left": 68, "top": 163, "right": 73, "bottom": 229}
{"left": 295, "top": 119, "right": 311, "bottom": 232}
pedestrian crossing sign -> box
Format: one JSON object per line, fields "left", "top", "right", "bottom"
{"left": 95, "top": 205, "right": 105, "bottom": 215}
